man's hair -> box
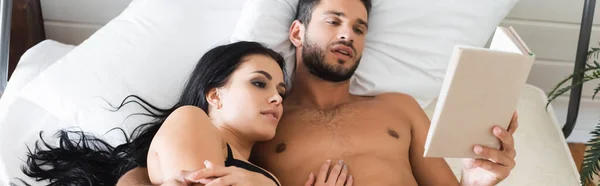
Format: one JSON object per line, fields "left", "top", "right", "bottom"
{"left": 295, "top": 0, "right": 372, "bottom": 25}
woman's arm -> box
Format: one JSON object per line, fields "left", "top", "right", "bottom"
{"left": 147, "top": 105, "right": 226, "bottom": 184}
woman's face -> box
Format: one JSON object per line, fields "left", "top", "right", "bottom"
{"left": 215, "top": 54, "right": 286, "bottom": 141}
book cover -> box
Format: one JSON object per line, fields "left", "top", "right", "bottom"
{"left": 423, "top": 26, "right": 535, "bottom": 158}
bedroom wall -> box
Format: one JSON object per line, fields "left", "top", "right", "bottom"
{"left": 40, "top": 0, "right": 600, "bottom": 143}
{"left": 40, "top": 0, "right": 131, "bottom": 45}
{"left": 500, "top": 0, "right": 600, "bottom": 143}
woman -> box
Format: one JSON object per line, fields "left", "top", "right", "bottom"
{"left": 21, "top": 41, "right": 352, "bottom": 186}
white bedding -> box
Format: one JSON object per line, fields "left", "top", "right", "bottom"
{"left": 0, "top": 40, "right": 75, "bottom": 185}
{"left": 0, "top": 40, "right": 581, "bottom": 185}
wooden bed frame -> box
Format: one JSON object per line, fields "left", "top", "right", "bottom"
{"left": 0, "top": 0, "right": 44, "bottom": 89}
{"left": 8, "top": 0, "right": 44, "bottom": 79}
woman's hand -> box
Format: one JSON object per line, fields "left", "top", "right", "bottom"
{"left": 184, "top": 160, "right": 278, "bottom": 186}
{"left": 305, "top": 160, "right": 353, "bottom": 186}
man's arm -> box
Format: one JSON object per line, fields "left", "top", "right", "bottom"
{"left": 117, "top": 167, "right": 197, "bottom": 186}
{"left": 385, "top": 93, "right": 460, "bottom": 185}
{"left": 117, "top": 167, "right": 154, "bottom": 186}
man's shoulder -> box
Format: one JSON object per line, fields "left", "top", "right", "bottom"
{"left": 373, "top": 92, "right": 419, "bottom": 104}
{"left": 371, "top": 92, "right": 423, "bottom": 112}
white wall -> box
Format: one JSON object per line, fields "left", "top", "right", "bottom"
{"left": 41, "top": 0, "right": 131, "bottom": 45}
{"left": 501, "top": 0, "right": 600, "bottom": 143}
{"left": 40, "top": 0, "right": 600, "bottom": 143}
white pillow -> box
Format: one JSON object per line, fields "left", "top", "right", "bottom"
{"left": 19, "top": 0, "right": 248, "bottom": 139}
{"left": 231, "top": 0, "right": 519, "bottom": 107}
{"left": 0, "top": 40, "right": 74, "bottom": 186}
{"left": 0, "top": 40, "right": 74, "bottom": 123}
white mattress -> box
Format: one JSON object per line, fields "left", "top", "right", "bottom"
{"left": 0, "top": 40, "right": 580, "bottom": 185}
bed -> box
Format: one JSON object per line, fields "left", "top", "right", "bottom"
{"left": 0, "top": 0, "right": 586, "bottom": 185}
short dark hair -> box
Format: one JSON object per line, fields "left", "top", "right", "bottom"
{"left": 295, "top": 0, "right": 372, "bottom": 25}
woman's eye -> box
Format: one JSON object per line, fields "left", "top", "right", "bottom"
{"left": 253, "top": 81, "right": 266, "bottom": 88}
{"left": 327, "top": 20, "right": 339, "bottom": 25}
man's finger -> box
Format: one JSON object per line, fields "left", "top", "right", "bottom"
{"left": 508, "top": 111, "right": 519, "bottom": 135}
{"left": 493, "top": 125, "right": 517, "bottom": 158}
{"left": 327, "top": 160, "right": 344, "bottom": 183}
{"left": 474, "top": 145, "right": 515, "bottom": 167}
{"left": 493, "top": 126, "right": 514, "bottom": 148}
{"left": 316, "top": 160, "right": 332, "bottom": 183}
{"left": 471, "top": 158, "right": 509, "bottom": 176}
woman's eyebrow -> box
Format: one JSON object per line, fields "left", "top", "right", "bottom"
{"left": 251, "top": 70, "right": 272, "bottom": 80}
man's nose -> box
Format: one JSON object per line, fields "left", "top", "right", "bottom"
{"left": 338, "top": 27, "right": 355, "bottom": 43}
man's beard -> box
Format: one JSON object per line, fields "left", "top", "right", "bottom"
{"left": 301, "top": 37, "right": 361, "bottom": 83}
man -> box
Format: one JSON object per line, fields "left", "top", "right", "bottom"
{"left": 119, "top": 0, "right": 518, "bottom": 185}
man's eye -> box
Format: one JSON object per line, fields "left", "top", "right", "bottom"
{"left": 327, "top": 20, "right": 339, "bottom": 25}
{"left": 354, "top": 28, "right": 364, "bottom": 34}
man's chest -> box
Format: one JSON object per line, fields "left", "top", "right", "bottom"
{"left": 255, "top": 106, "right": 413, "bottom": 159}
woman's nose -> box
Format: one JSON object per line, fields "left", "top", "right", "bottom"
{"left": 269, "top": 94, "right": 282, "bottom": 105}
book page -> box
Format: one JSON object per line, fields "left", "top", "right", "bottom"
{"left": 489, "top": 27, "right": 523, "bottom": 54}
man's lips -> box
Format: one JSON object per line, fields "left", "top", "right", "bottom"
{"left": 331, "top": 45, "right": 355, "bottom": 59}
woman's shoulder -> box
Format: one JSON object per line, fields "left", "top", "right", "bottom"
{"left": 158, "top": 105, "right": 224, "bottom": 145}
{"left": 167, "top": 106, "right": 216, "bottom": 129}
{"left": 169, "top": 105, "right": 210, "bottom": 119}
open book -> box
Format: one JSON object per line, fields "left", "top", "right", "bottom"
{"left": 423, "top": 26, "right": 535, "bottom": 158}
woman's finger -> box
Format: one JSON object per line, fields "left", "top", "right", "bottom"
{"left": 304, "top": 172, "right": 315, "bottom": 186}
{"left": 204, "top": 175, "right": 236, "bottom": 186}
{"left": 345, "top": 175, "right": 353, "bottom": 186}
{"left": 327, "top": 160, "right": 344, "bottom": 184}
{"left": 316, "top": 160, "right": 331, "bottom": 183}
{"left": 336, "top": 163, "right": 349, "bottom": 186}
{"left": 186, "top": 160, "right": 231, "bottom": 182}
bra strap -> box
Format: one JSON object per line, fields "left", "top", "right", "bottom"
{"left": 226, "top": 143, "right": 234, "bottom": 161}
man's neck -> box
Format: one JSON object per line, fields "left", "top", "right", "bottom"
{"left": 287, "top": 64, "right": 354, "bottom": 110}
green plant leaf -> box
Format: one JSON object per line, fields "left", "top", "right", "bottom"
{"left": 547, "top": 67, "right": 600, "bottom": 107}
{"left": 580, "top": 123, "right": 600, "bottom": 186}
{"left": 593, "top": 83, "right": 600, "bottom": 100}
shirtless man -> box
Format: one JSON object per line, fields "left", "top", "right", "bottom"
{"left": 119, "top": 0, "right": 518, "bottom": 185}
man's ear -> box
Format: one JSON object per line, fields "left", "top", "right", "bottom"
{"left": 289, "top": 20, "right": 304, "bottom": 47}
{"left": 206, "top": 88, "right": 222, "bottom": 109}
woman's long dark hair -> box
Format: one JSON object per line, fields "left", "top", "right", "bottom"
{"left": 19, "top": 41, "right": 287, "bottom": 186}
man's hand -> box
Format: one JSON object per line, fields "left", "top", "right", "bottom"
{"left": 461, "top": 112, "right": 519, "bottom": 186}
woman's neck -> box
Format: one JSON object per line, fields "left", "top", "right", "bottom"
{"left": 216, "top": 125, "right": 254, "bottom": 160}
